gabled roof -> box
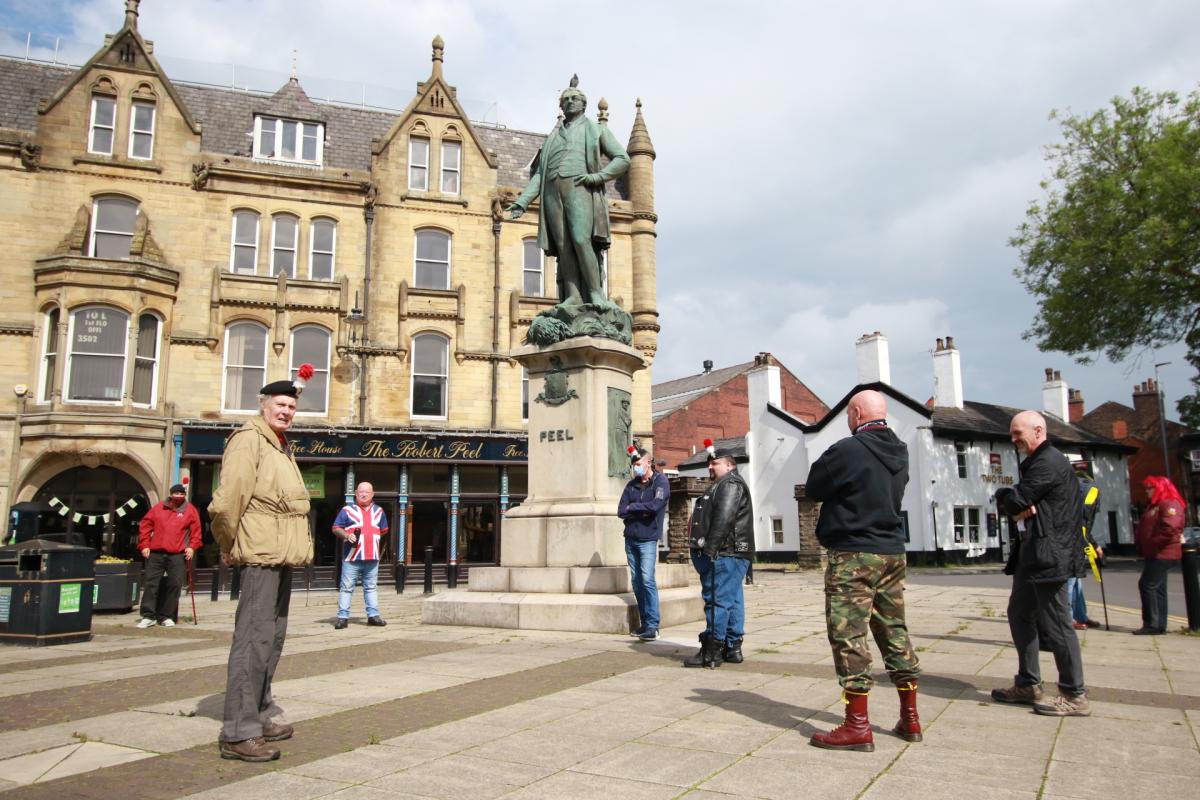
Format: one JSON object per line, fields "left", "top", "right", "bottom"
{"left": 257, "top": 77, "right": 327, "bottom": 122}
{"left": 932, "top": 400, "right": 1133, "bottom": 453}
{"left": 803, "top": 382, "right": 933, "bottom": 433}
{"left": 39, "top": 21, "right": 200, "bottom": 134}
{"left": 678, "top": 436, "right": 748, "bottom": 469}
{"left": 651, "top": 361, "right": 754, "bottom": 420}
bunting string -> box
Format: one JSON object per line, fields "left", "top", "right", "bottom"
{"left": 46, "top": 496, "right": 140, "bottom": 527}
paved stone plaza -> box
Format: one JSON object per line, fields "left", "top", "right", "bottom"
{"left": 0, "top": 572, "right": 1196, "bottom": 799}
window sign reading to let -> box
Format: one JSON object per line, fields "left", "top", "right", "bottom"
{"left": 68, "top": 307, "right": 129, "bottom": 402}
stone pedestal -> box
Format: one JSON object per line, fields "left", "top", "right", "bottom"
{"left": 423, "top": 335, "right": 703, "bottom": 632}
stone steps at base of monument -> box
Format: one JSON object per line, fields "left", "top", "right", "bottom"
{"left": 420, "top": 587, "right": 703, "bottom": 634}
{"left": 466, "top": 564, "right": 692, "bottom": 594}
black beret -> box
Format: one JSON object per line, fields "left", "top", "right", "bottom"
{"left": 169, "top": 483, "right": 186, "bottom": 494}
{"left": 708, "top": 448, "right": 736, "bottom": 462}
{"left": 260, "top": 380, "right": 299, "bottom": 397}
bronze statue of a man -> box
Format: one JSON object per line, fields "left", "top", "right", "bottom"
{"left": 510, "top": 76, "right": 630, "bottom": 307}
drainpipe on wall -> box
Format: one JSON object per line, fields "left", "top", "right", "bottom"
{"left": 4, "top": 399, "right": 25, "bottom": 540}
{"left": 490, "top": 217, "right": 502, "bottom": 429}
{"left": 359, "top": 203, "right": 375, "bottom": 424}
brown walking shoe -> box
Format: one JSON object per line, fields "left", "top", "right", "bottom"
{"left": 261, "top": 721, "right": 294, "bottom": 741}
{"left": 219, "top": 737, "right": 280, "bottom": 762}
{"left": 990, "top": 682, "right": 1044, "bottom": 705}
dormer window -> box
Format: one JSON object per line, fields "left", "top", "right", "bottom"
{"left": 89, "top": 95, "right": 117, "bottom": 155}
{"left": 253, "top": 116, "right": 323, "bottom": 165}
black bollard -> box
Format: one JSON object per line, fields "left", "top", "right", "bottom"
{"left": 1181, "top": 543, "right": 1200, "bottom": 632}
{"left": 395, "top": 561, "right": 407, "bottom": 594}
{"left": 230, "top": 565, "right": 242, "bottom": 601}
{"left": 447, "top": 563, "right": 458, "bottom": 589}
{"left": 423, "top": 546, "right": 434, "bottom": 595}
{"left": 211, "top": 562, "right": 224, "bottom": 602}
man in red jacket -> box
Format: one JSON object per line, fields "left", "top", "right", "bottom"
{"left": 136, "top": 484, "right": 202, "bottom": 628}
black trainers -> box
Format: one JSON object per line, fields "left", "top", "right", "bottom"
{"left": 333, "top": 618, "right": 348, "bottom": 630}
{"left": 637, "top": 628, "right": 660, "bottom": 641}
{"left": 367, "top": 616, "right": 387, "bottom": 627}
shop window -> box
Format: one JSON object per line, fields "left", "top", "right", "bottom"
{"left": 65, "top": 306, "right": 129, "bottom": 403}
{"left": 309, "top": 218, "right": 336, "bottom": 281}
{"left": 131, "top": 313, "right": 161, "bottom": 407}
{"left": 37, "top": 307, "right": 60, "bottom": 403}
{"left": 409, "top": 464, "right": 449, "bottom": 494}
{"left": 353, "top": 464, "right": 398, "bottom": 493}
{"left": 128, "top": 100, "right": 155, "bottom": 160}
{"left": 440, "top": 140, "right": 460, "bottom": 194}
{"left": 411, "top": 332, "right": 449, "bottom": 418}
{"left": 223, "top": 322, "right": 268, "bottom": 411}
{"left": 290, "top": 325, "right": 330, "bottom": 414}
{"left": 968, "top": 507, "right": 981, "bottom": 543}
{"left": 89, "top": 95, "right": 116, "bottom": 155}
{"left": 409, "top": 136, "right": 429, "bottom": 190}
{"left": 253, "top": 116, "right": 323, "bottom": 165}
{"left": 507, "top": 467, "right": 528, "bottom": 497}
{"left": 953, "top": 507, "right": 965, "bottom": 544}
{"left": 271, "top": 213, "right": 298, "bottom": 277}
{"left": 458, "top": 466, "right": 499, "bottom": 495}
{"left": 89, "top": 196, "right": 138, "bottom": 259}
{"left": 229, "top": 210, "right": 259, "bottom": 274}
{"left": 458, "top": 502, "right": 496, "bottom": 563}
{"left": 413, "top": 230, "right": 451, "bottom": 289}
{"left": 523, "top": 238, "right": 544, "bottom": 296}
{"left": 772, "top": 517, "right": 784, "bottom": 545}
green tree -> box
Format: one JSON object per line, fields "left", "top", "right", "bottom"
{"left": 1011, "top": 86, "right": 1200, "bottom": 426}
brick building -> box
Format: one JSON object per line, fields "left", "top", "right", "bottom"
{"left": 1075, "top": 379, "right": 1200, "bottom": 523}
{"left": 651, "top": 353, "right": 827, "bottom": 469}
{"left": 0, "top": 2, "right": 661, "bottom": 580}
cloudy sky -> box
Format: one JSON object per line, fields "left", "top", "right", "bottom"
{"left": 4, "top": 0, "right": 1198, "bottom": 419}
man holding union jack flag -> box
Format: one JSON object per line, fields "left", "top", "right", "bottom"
{"left": 331, "top": 482, "right": 389, "bottom": 629}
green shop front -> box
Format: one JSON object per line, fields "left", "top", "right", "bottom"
{"left": 181, "top": 427, "right": 528, "bottom": 588}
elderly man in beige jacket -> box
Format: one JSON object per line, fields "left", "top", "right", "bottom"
{"left": 209, "top": 375, "right": 314, "bottom": 762}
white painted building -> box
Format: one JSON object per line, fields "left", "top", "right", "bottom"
{"left": 678, "top": 334, "right": 1134, "bottom": 561}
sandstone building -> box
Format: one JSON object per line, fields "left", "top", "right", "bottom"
{"left": 0, "top": 2, "right": 660, "bottom": 580}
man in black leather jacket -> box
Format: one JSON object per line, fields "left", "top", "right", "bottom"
{"left": 991, "top": 410, "right": 1089, "bottom": 718}
{"left": 685, "top": 448, "right": 754, "bottom": 668}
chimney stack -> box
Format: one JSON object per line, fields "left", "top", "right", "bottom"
{"left": 932, "top": 335, "right": 963, "bottom": 409}
{"left": 1068, "top": 388, "right": 1085, "bottom": 423}
{"left": 855, "top": 331, "right": 891, "bottom": 385}
{"left": 1042, "top": 368, "right": 1069, "bottom": 421}
{"left": 1132, "top": 378, "right": 1160, "bottom": 417}
{"left": 702, "top": 360, "right": 713, "bottom": 374}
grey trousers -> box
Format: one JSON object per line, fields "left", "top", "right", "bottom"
{"left": 220, "top": 565, "right": 292, "bottom": 742}
{"left": 1007, "top": 575, "right": 1085, "bottom": 695}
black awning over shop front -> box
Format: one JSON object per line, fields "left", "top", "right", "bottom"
{"left": 182, "top": 427, "right": 528, "bottom": 464}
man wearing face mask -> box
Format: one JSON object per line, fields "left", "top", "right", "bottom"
{"left": 135, "top": 483, "right": 202, "bottom": 629}
{"left": 618, "top": 445, "right": 670, "bottom": 641}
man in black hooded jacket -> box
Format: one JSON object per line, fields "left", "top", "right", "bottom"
{"left": 992, "top": 410, "right": 1089, "bottom": 717}
{"left": 807, "top": 390, "right": 921, "bottom": 753}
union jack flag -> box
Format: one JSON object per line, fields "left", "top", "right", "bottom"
{"left": 337, "top": 503, "right": 386, "bottom": 561}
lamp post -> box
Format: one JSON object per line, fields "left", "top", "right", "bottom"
{"left": 1154, "top": 361, "right": 1172, "bottom": 480}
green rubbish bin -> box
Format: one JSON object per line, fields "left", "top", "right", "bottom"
{"left": 0, "top": 538, "right": 96, "bottom": 646}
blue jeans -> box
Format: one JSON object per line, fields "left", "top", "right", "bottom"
{"left": 338, "top": 559, "right": 379, "bottom": 619}
{"left": 692, "top": 551, "right": 749, "bottom": 644}
{"left": 1067, "top": 576, "right": 1088, "bottom": 623}
{"left": 625, "top": 538, "right": 660, "bottom": 630}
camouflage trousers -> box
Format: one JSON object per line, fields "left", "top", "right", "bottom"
{"left": 824, "top": 549, "right": 920, "bottom": 692}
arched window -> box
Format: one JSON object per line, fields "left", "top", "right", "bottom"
{"left": 223, "top": 322, "right": 268, "bottom": 411}
{"left": 414, "top": 230, "right": 450, "bottom": 289}
{"left": 128, "top": 100, "right": 156, "bottom": 160}
{"left": 522, "top": 238, "right": 544, "bottom": 296}
{"left": 230, "top": 210, "right": 259, "bottom": 274}
{"left": 271, "top": 213, "right": 298, "bottom": 278}
{"left": 89, "top": 196, "right": 138, "bottom": 259}
{"left": 411, "top": 333, "right": 449, "bottom": 418}
{"left": 290, "top": 325, "right": 330, "bottom": 414}
{"left": 66, "top": 306, "right": 129, "bottom": 403}
{"left": 37, "top": 307, "right": 60, "bottom": 403}
{"left": 441, "top": 140, "right": 461, "bottom": 194}
{"left": 131, "top": 313, "right": 161, "bottom": 407}
{"left": 309, "top": 218, "right": 336, "bottom": 281}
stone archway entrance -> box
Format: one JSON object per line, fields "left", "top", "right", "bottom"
{"left": 31, "top": 466, "right": 149, "bottom": 558}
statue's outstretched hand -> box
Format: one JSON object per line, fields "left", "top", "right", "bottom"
{"left": 572, "top": 173, "right": 604, "bottom": 188}
{"left": 508, "top": 204, "right": 525, "bottom": 220}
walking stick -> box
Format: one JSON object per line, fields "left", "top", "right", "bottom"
{"left": 186, "top": 555, "right": 199, "bottom": 624}
{"left": 1097, "top": 558, "right": 1110, "bottom": 631}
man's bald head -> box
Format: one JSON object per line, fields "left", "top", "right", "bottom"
{"left": 847, "top": 389, "right": 888, "bottom": 431}
{"left": 1010, "top": 410, "right": 1047, "bottom": 455}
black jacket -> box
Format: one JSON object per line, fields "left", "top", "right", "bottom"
{"left": 806, "top": 425, "right": 909, "bottom": 555}
{"left": 996, "top": 440, "right": 1084, "bottom": 582}
{"left": 688, "top": 469, "right": 755, "bottom": 560}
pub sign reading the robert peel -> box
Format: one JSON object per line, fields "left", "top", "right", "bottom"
{"left": 182, "top": 430, "right": 528, "bottom": 463}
